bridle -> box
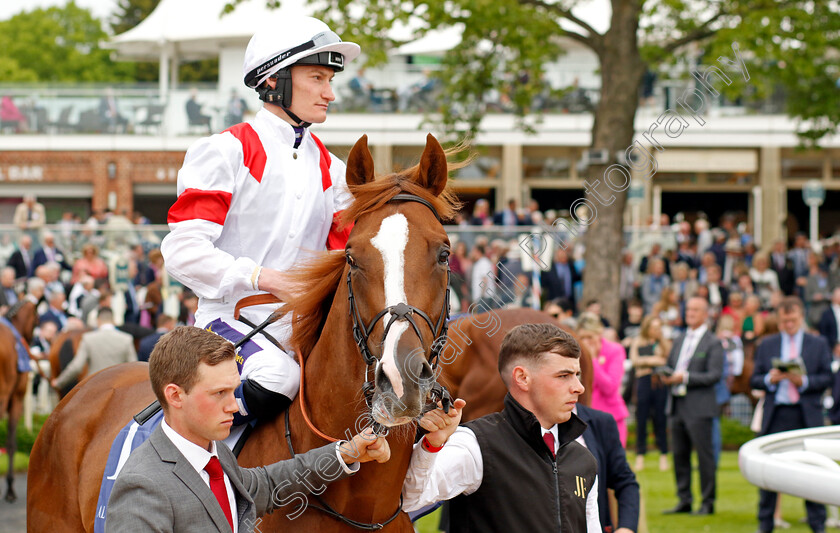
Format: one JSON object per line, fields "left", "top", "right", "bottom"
{"left": 347, "top": 193, "right": 452, "bottom": 432}
{"left": 285, "top": 192, "right": 453, "bottom": 530}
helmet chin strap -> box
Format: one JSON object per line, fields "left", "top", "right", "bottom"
{"left": 257, "top": 74, "right": 312, "bottom": 129}
{"left": 280, "top": 107, "right": 311, "bottom": 129}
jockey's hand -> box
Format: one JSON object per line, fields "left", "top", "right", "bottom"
{"left": 256, "top": 267, "right": 299, "bottom": 302}
{"left": 419, "top": 398, "right": 466, "bottom": 448}
{"left": 339, "top": 428, "right": 391, "bottom": 464}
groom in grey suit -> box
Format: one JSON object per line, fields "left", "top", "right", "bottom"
{"left": 106, "top": 326, "right": 391, "bottom": 533}
{"left": 52, "top": 307, "right": 137, "bottom": 391}
{"left": 660, "top": 296, "right": 724, "bottom": 516}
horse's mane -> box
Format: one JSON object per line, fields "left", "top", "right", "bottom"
{"left": 283, "top": 151, "right": 467, "bottom": 358}
{"left": 5, "top": 299, "right": 30, "bottom": 320}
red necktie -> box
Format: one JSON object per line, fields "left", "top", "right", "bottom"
{"left": 204, "top": 456, "right": 234, "bottom": 532}
{"left": 787, "top": 336, "right": 800, "bottom": 403}
{"left": 543, "top": 431, "right": 556, "bottom": 459}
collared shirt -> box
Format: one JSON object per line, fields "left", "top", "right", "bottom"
{"left": 402, "top": 426, "right": 601, "bottom": 532}
{"left": 766, "top": 329, "right": 809, "bottom": 404}
{"left": 161, "top": 420, "right": 239, "bottom": 533}
{"left": 675, "top": 324, "right": 707, "bottom": 373}
{"left": 570, "top": 407, "right": 587, "bottom": 448}
{"left": 672, "top": 324, "right": 707, "bottom": 395}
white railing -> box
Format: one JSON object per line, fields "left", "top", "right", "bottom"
{"left": 739, "top": 425, "right": 840, "bottom": 506}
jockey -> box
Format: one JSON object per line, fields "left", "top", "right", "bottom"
{"left": 161, "top": 16, "right": 360, "bottom": 428}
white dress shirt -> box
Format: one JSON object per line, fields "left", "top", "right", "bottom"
{"left": 161, "top": 420, "right": 239, "bottom": 533}
{"left": 402, "top": 425, "right": 601, "bottom": 532}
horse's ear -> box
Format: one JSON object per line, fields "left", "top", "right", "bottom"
{"left": 417, "top": 133, "right": 448, "bottom": 197}
{"left": 346, "top": 134, "right": 375, "bottom": 188}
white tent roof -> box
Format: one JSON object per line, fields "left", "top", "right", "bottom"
{"left": 107, "top": 0, "right": 313, "bottom": 61}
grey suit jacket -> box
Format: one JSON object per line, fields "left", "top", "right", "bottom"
{"left": 55, "top": 326, "right": 137, "bottom": 389}
{"left": 665, "top": 329, "right": 724, "bottom": 418}
{"left": 106, "top": 425, "right": 352, "bottom": 532}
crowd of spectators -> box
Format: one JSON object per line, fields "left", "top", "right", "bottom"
{"left": 449, "top": 198, "right": 840, "bottom": 529}
{"left": 4, "top": 192, "right": 840, "bottom": 529}
{"left": 1, "top": 201, "right": 198, "bottom": 395}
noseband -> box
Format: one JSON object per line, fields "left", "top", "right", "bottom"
{"left": 346, "top": 193, "right": 452, "bottom": 430}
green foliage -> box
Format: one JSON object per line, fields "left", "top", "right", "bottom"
{"left": 0, "top": 2, "right": 135, "bottom": 82}
{"left": 263, "top": 0, "right": 840, "bottom": 143}
{"left": 110, "top": 0, "right": 161, "bottom": 35}
{"left": 0, "top": 57, "right": 38, "bottom": 82}
{"left": 0, "top": 414, "right": 48, "bottom": 455}
{"left": 0, "top": 452, "right": 29, "bottom": 476}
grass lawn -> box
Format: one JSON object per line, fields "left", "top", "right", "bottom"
{"left": 414, "top": 451, "right": 827, "bottom": 533}
{"left": 0, "top": 451, "right": 29, "bottom": 475}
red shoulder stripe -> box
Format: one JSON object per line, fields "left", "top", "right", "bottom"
{"left": 167, "top": 188, "right": 232, "bottom": 225}
{"left": 310, "top": 133, "right": 332, "bottom": 191}
{"left": 224, "top": 123, "right": 267, "bottom": 183}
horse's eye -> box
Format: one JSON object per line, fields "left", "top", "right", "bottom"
{"left": 346, "top": 252, "right": 357, "bottom": 268}
{"left": 438, "top": 250, "right": 450, "bottom": 264}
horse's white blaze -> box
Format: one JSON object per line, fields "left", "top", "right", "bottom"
{"left": 371, "top": 213, "right": 409, "bottom": 399}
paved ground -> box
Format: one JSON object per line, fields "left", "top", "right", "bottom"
{"left": 0, "top": 473, "right": 27, "bottom": 532}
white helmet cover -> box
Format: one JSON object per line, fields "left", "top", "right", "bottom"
{"left": 243, "top": 16, "right": 361, "bottom": 88}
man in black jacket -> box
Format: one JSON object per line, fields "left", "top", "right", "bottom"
{"left": 577, "top": 403, "right": 640, "bottom": 533}
{"left": 403, "top": 323, "right": 601, "bottom": 532}
{"left": 541, "top": 248, "right": 580, "bottom": 309}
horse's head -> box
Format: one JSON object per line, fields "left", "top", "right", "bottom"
{"left": 7, "top": 299, "right": 38, "bottom": 343}
{"left": 344, "top": 134, "right": 454, "bottom": 427}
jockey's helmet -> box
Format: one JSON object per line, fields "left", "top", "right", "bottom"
{"left": 243, "top": 16, "right": 361, "bottom": 109}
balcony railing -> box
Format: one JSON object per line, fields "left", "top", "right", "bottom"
{"left": 0, "top": 75, "right": 785, "bottom": 138}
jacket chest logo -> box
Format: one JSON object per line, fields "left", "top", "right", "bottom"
{"left": 574, "top": 476, "right": 587, "bottom": 499}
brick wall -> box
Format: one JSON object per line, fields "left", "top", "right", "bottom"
{"left": 0, "top": 150, "right": 186, "bottom": 215}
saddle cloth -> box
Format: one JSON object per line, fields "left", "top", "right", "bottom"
{"left": 0, "top": 316, "right": 30, "bottom": 372}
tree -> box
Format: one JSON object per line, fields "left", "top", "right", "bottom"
{"left": 0, "top": 2, "right": 134, "bottom": 82}
{"left": 269, "top": 0, "right": 840, "bottom": 326}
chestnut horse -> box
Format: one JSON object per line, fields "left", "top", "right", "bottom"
{"left": 439, "top": 307, "right": 593, "bottom": 422}
{"left": 28, "top": 133, "right": 461, "bottom": 532}
{"left": 0, "top": 300, "right": 38, "bottom": 502}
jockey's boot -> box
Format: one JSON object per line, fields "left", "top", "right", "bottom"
{"left": 232, "top": 378, "right": 293, "bottom": 426}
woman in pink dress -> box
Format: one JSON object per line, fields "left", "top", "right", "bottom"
{"left": 577, "top": 312, "right": 630, "bottom": 446}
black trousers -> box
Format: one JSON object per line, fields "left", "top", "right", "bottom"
{"left": 670, "top": 399, "right": 716, "bottom": 507}
{"left": 636, "top": 374, "right": 669, "bottom": 455}
{"left": 757, "top": 404, "right": 826, "bottom": 533}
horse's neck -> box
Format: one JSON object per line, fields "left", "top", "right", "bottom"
{"left": 304, "top": 286, "right": 370, "bottom": 437}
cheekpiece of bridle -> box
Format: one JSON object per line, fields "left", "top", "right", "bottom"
{"left": 346, "top": 193, "right": 453, "bottom": 436}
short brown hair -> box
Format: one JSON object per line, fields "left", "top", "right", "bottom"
{"left": 498, "top": 323, "right": 580, "bottom": 385}
{"left": 149, "top": 327, "right": 236, "bottom": 409}
{"left": 779, "top": 296, "right": 804, "bottom": 314}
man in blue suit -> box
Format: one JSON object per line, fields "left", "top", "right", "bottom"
{"left": 750, "top": 296, "right": 833, "bottom": 533}
{"left": 576, "top": 403, "right": 640, "bottom": 533}
{"left": 31, "top": 232, "right": 72, "bottom": 274}
{"left": 817, "top": 288, "right": 840, "bottom": 356}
